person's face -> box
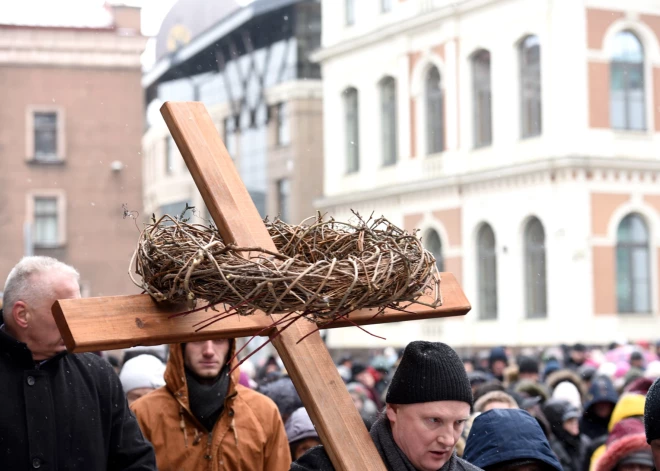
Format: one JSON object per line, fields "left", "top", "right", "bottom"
{"left": 631, "top": 359, "right": 644, "bottom": 369}
{"left": 652, "top": 439, "right": 660, "bottom": 470}
{"left": 594, "top": 402, "right": 614, "bottom": 419}
{"left": 492, "top": 360, "right": 506, "bottom": 376}
{"left": 563, "top": 417, "right": 579, "bottom": 436}
{"left": 386, "top": 401, "right": 470, "bottom": 471}
{"left": 184, "top": 339, "right": 230, "bottom": 378}
{"left": 618, "top": 464, "right": 653, "bottom": 471}
{"left": 482, "top": 401, "right": 516, "bottom": 413}
{"left": 126, "top": 387, "right": 155, "bottom": 405}
{"left": 18, "top": 272, "right": 81, "bottom": 361}
{"left": 463, "top": 361, "right": 474, "bottom": 373}
{"left": 571, "top": 350, "right": 586, "bottom": 364}
{"left": 350, "top": 391, "right": 364, "bottom": 411}
{"left": 356, "top": 370, "right": 375, "bottom": 388}
{"left": 519, "top": 372, "right": 540, "bottom": 382}
{"left": 293, "top": 437, "right": 322, "bottom": 460}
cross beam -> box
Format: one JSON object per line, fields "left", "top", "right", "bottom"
{"left": 52, "top": 102, "right": 471, "bottom": 471}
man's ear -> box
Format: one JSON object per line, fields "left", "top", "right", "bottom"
{"left": 386, "top": 404, "right": 397, "bottom": 424}
{"left": 11, "top": 301, "right": 29, "bottom": 329}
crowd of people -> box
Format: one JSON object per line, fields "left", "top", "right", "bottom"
{"left": 2, "top": 255, "right": 660, "bottom": 471}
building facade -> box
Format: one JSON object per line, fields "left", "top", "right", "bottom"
{"left": 0, "top": 4, "right": 147, "bottom": 297}
{"left": 142, "top": 0, "right": 323, "bottom": 227}
{"left": 315, "top": 0, "right": 660, "bottom": 349}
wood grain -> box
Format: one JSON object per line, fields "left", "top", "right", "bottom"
{"left": 53, "top": 273, "right": 468, "bottom": 352}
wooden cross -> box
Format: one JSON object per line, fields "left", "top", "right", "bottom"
{"left": 52, "top": 102, "right": 471, "bottom": 471}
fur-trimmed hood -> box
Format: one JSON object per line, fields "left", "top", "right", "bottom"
{"left": 515, "top": 380, "right": 550, "bottom": 402}
{"left": 546, "top": 369, "right": 587, "bottom": 400}
{"left": 595, "top": 433, "right": 651, "bottom": 471}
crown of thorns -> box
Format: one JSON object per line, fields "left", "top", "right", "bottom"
{"left": 131, "top": 212, "right": 441, "bottom": 324}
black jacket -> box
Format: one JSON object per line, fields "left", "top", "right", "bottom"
{"left": 0, "top": 329, "right": 157, "bottom": 470}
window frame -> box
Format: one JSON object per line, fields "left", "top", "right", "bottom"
{"left": 26, "top": 190, "right": 67, "bottom": 248}
{"left": 524, "top": 217, "right": 548, "bottom": 319}
{"left": 616, "top": 213, "right": 651, "bottom": 314}
{"left": 472, "top": 50, "right": 493, "bottom": 148}
{"left": 345, "top": 0, "right": 355, "bottom": 26}
{"left": 610, "top": 30, "right": 646, "bottom": 131}
{"left": 520, "top": 35, "right": 542, "bottom": 139}
{"left": 26, "top": 106, "right": 66, "bottom": 164}
{"left": 424, "top": 229, "right": 445, "bottom": 272}
{"left": 425, "top": 66, "right": 445, "bottom": 155}
{"left": 276, "top": 102, "right": 291, "bottom": 147}
{"left": 477, "top": 223, "right": 498, "bottom": 320}
{"left": 380, "top": 76, "right": 398, "bottom": 167}
{"left": 343, "top": 87, "right": 360, "bottom": 174}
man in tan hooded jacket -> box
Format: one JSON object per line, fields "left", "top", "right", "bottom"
{"left": 131, "top": 339, "right": 291, "bottom": 470}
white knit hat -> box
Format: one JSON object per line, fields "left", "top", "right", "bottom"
{"left": 552, "top": 381, "right": 582, "bottom": 411}
{"left": 119, "top": 354, "right": 166, "bottom": 394}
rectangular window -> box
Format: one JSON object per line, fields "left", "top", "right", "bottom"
{"left": 344, "top": 88, "right": 360, "bottom": 173}
{"left": 34, "top": 112, "right": 58, "bottom": 161}
{"left": 277, "top": 103, "right": 290, "bottom": 147}
{"left": 277, "top": 179, "right": 290, "bottom": 222}
{"left": 34, "top": 197, "right": 59, "bottom": 247}
{"left": 473, "top": 51, "right": 492, "bottom": 148}
{"left": 345, "top": 0, "right": 355, "bottom": 25}
{"left": 381, "top": 0, "right": 392, "bottom": 12}
{"left": 380, "top": 77, "right": 398, "bottom": 166}
{"left": 165, "top": 136, "right": 176, "bottom": 174}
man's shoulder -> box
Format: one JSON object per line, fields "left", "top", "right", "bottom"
{"left": 290, "top": 446, "right": 335, "bottom": 471}
{"left": 131, "top": 386, "right": 175, "bottom": 414}
{"left": 456, "top": 455, "right": 484, "bottom": 471}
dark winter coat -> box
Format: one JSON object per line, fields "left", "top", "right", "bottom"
{"left": 463, "top": 409, "right": 562, "bottom": 471}
{"left": 581, "top": 376, "right": 618, "bottom": 440}
{"left": 0, "top": 328, "right": 156, "bottom": 470}
{"left": 291, "top": 416, "right": 482, "bottom": 471}
{"left": 543, "top": 399, "right": 591, "bottom": 471}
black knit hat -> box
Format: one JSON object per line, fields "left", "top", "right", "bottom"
{"left": 645, "top": 378, "right": 660, "bottom": 443}
{"left": 386, "top": 341, "right": 473, "bottom": 406}
{"left": 518, "top": 356, "right": 539, "bottom": 375}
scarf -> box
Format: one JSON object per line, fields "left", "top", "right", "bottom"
{"left": 186, "top": 365, "right": 230, "bottom": 432}
{"left": 369, "top": 416, "right": 461, "bottom": 471}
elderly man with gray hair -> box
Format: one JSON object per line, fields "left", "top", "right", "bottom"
{"left": 0, "top": 256, "right": 157, "bottom": 470}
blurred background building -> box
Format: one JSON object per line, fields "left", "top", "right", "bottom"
{"left": 0, "top": 3, "right": 147, "bottom": 296}
{"left": 141, "top": 0, "right": 323, "bottom": 226}
{"left": 315, "top": 0, "right": 660, "bottom": 350}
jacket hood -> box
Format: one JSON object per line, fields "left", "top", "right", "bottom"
{"left": 514, "top": 380, "right": 550, "bottom": 403}
{"left": 463, "top": 409, "right": 562, "bottom": 471}
{"left": 285, "top": 407, "right": 318, "bottom": 443}
{"left": 595, "top": 433, "right": 651, "bottom": 471}
{"left": 585, "top": 376, "right": 618, "bottom": 412}
{"left": 164, "top": 340, "right": 239, "bottom": 412}
{"left": 546, "top": 369, "right": 586, "bottom": 400}
{"left": 609, "top": 394, "right": 646, "bottom": 432}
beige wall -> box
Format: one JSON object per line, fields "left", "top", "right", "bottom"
{"left": 0, "top": 36, "right": 144, "bottom": 296}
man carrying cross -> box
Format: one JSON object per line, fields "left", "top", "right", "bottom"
{"left": 292, "top": 341, "right": 483, "bottom": 471}
{"left": 131, "top": 338, "right": 291, "bottom": 470}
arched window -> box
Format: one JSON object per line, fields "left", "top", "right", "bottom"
{"left": 343, "top": 88, "right": 359, "bottom": 173}
{"left": 472, "top": 50, "right": 492, "bottom": 147}
{"left": 524, "top": 217, "right": 547, "bottom": 318}
{"left": 610, "top": 31, "right": 645, "bottom": 131}
{"left": 425, "top": 66, "right": 444, "bottom": 154}
{"left": 425, "top": 229, "right": 444, "bottom": 272}
{"left": 477, "top": 224, "right": 497, "bottom": 320}
{"left": 380, "top": 77, "right": 398, "bottom": 166}
{"left": 616, "top": 213, "right": 651, "bottom": 313}
{"left": 520, "top": 35, "right": 542, "bottom": 138}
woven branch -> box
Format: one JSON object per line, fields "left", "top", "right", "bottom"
{"left": 130, "top": 212, "right": 441, "bottom": 324}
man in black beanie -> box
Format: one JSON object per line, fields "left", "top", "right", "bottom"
{"left": 644, "top": 378, "right": 660, "bottom": 468}
{"left": 291, "top": 341, "right": 482, "bottom": 471}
